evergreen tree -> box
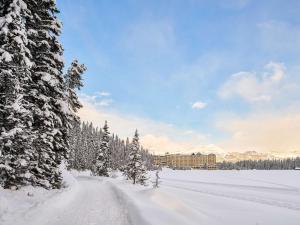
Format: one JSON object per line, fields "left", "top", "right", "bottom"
{"left": 0, "top": 0, "right": 36, "bottom": 189}
{"left": 119, "top": 137, "right": 130, "bottom": 172}
{"left": 25, "top": 0, "right": 67, "bottom": 188}
{"left": 86, "top": 122, "right": 98, "bottom": 170}
{"left": 68, "top": 121, "right": 81, "bottom": 169}
{"left": 65, "top": 59, "right": 86, "bottom": 165}
{"left": 65, "top": 59, "right": 86, "bottom": 122}
{"left": 77, "top": 121, "right": 89, "bottom": 170}
{"left": 94, "top": 121, "right": 110, "bottom": 176}
{"left": 141, "top": 146, "right": 154, "bottom": 170}
{"left": 124, "top": 130, "right": 147, "bottom": 185}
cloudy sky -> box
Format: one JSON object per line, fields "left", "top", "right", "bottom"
{"left": 58, "top": 0, "right": 300, "bottom": 155}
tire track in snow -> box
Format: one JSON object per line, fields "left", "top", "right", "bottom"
{"left": 107, "top": 182, "right": 151, "bottom": 225}
{"left": 162, "top": 178, "right": 300, "bottom": 193}
{"left": 163, "top": 183, "right": 300, "bottom": 211}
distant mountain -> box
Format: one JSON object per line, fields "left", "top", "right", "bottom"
{"left": 217, "top": 150, "right": 300, "bottom": 162}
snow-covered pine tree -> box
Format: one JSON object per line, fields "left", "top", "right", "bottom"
{"left": 65, "top": 59, "right": 86, "bottom": 122}
{"left": 68, "top": 120, "right": 81, "bottom": 169}
{"left": 120, "top": 137, "right": 130, "bottom": 172}
{"left": 69, "top": 121, "right": 96, "bottom": 170}
{"left": 141, "top": 146, "right": 154, "bottom": 170}
{"left": 109, "top": 134, "right": 121, "bottom": 170}
{"left": 86, "top": 122, "right": 98, "bottom": 170}
{"left": 24, "top": 0, "right": 67, "bottom": 189}
{"left": 124, "top": 130, "right": 147, "bottom": 185}
{"left": 94, "top": 121, "right": 110, "bottom": 176}
{"left": 65, "top": 59, "right": 86, "bottom": 165}
{"left": 0, "top": 0, "right": 37, "bottom": 189}
{"left": 76, "top": 121, "right": 89, "bottom": 170}
{"left": 110, "top": 134, "right": 124, "bottom": 170}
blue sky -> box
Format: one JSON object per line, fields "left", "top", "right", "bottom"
{"left": 57, "top": 0, "right": 300, "bottom": 154}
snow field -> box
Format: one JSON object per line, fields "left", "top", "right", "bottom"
{"left": 1, "top": 169, "right": 300, "bottom": 225}
{"left": 111, "top": 169, "right": 300, "bottom": 225}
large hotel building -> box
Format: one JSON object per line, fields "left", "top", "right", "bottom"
{"left": 153, "top": 153, "right": 217, "bottom": 170}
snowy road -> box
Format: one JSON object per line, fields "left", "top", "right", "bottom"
{"left": 44, "top": 176, "right": 132, "bottom": 225}
{"left": 1, "top": 176, "right": 137, "bottom": 225}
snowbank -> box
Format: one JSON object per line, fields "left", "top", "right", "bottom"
{"left": 69, "top": 169, "right": 92, "bottom": 177}
{"left": 0, "top": 163, "right": 80, "bottom": 225}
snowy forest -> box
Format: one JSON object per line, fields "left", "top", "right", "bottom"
{"left": 68, "top": 121, "right": 154, "bottom": 173}
{"left": 218, "top": 157, "right": 300, "bottom": 170}
{"left": 0, "top": 0, "right": 152, "bottom": 190}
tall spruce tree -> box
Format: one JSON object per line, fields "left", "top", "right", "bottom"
{"left": 65, "top": 59, "right": 86, "bottom": 122}
{"left": 24, "top": 0, "right": 67, "bottom": 189}
{"left": 124, "top": 130, "right": 147, "bottom": 185}
{"left": 94, "top": 121, "right": 110, "bottom": 176}
{"left": 0, "top": 0, "right": 37, "bottom": 189}
{"left": 65, "top": 59, "right": 86, "bottom": 165}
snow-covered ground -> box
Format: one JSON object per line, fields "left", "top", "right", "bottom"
{"left": 1, "top": 169, "right": 300, "bottom": 225}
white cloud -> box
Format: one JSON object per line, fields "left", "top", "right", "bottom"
{"left": 78, "top": 96, "right": 300, "bottom": 156}
{"left": 216, "top": 62, "right": 300, "bottom": 155}
{"left": 79, "top": 92, "right": 113, "bottom": 107}
{"left": 78, "top": 101, "right": 217, "bottom": 155}
{"left": 265, "top": 62, "right": 285, "bottom": 82}
{"left": 79, "top": 93, "right": 98, "bottom": 103}
{"left": 219, "top": 62, "right": 286, "bottom": 102}
{"left": 97, "top": 99, "right": 113, "bottom": 107}
{"left": 98, "top": 91, "right": 111, "bottom": 97}
{"left": 141, "top": 134, "right": 223, "bottom": 155}
{"left": 216, "top": 112, "right": 300, "bottom": 153}
{"left": 192, "top": 101, "right": 207, "bottom": 109}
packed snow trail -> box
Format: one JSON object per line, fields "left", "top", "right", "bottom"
{"left": 44, "top": 176, "right": 132, "bottom": 225}
{"left": 3, "top": 176, "right": 138, "bottom": 225}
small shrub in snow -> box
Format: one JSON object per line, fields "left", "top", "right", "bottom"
{"left": 152, "top": 170, "right": 161, "bottom": 188}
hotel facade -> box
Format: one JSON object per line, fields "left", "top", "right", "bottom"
{"left": 153, "top": 153, "right": 217, "bottom": 170}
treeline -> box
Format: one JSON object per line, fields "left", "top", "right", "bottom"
{"left": 218, "top": 157, "right": 300, "bottom": 170}
{"left": 68, "top": 121, "right": 154, "bottom": 172}
{"left": 0, "top": 0, "right": 86, "bottom": 189}
{"left": 69, "top": 120, "right": 151, "bottom": 185}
